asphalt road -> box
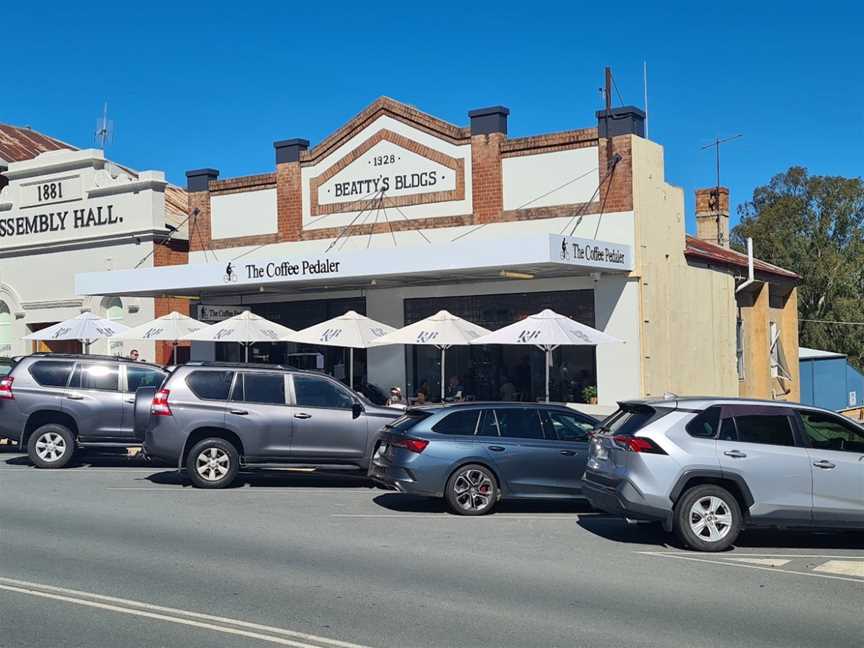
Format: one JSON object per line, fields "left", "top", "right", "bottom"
{"left": 0, "top": 449, "right": 862, "bottom": 648}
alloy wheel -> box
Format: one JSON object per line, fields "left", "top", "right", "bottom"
{"left": 34, "top": 432, "right": 67, "bottom": 463}
{"left": 688, "top": 495, "right": 733, "bottom": 542}
{"left": 196, "top": 447, "right": 230, "bottom": 482}
{"left": 452, "top": 469, "right": 494, "bottom": 512}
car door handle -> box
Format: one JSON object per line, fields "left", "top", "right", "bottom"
{"left": 66, "top": 393, "right": 84, "bottom": 400}
{"left": 723, "top": 450, "right": 747, "bottom": 458}
{"left": 560, "top": 449, "right": 578, "bottom": 456}
{"left": 295, "top": 412, "right": 312, "bottom": 419}
{"left": 124, "top": 397, "right": 135, "bottom": 404}
{"left": 488, "top": 445, "right": 505, "bottom": 452}
{"left": 229, "top": 409, "right": 248, "bottom": 416}
{"left": 813, "top": 460, "right": 836, "bottom": 470}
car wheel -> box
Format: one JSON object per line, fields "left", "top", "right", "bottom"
{"left": 28, "top": 424, "right": 75, "bottom": 469}
{"left": 186, "top": 438, "right": 239, "bottom": 489}
{"left": 674, "top": 484, "right": 742, "bottom": 552}
{"left": 445, "top": 464, "right": 499, "bottom": 516}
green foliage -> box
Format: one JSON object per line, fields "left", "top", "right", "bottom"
{"left": 582, "top": 384, "right": 597, "bottom": 402}
{"left": 731, "top": 167, "right": 864, "bottom": 366}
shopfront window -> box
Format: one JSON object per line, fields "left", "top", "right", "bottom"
{"left": 405, "top": 290, "right": 596, "bottom": 403}
{"left": 102, "top": 297, "right": 124, "bottom": 356}
{"left": 213, "top": 297, "right": 369, "bottom": 392}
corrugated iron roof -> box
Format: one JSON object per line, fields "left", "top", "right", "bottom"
{"left": 0, "top": 124, "right": 75, "bottom": 164}
{"left": 684, "top": 235, "right": 800, "bottom": 280}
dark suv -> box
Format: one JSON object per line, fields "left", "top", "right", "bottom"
{"left": 0, "top": 353, "right": 167, "bottom": 468}
{"left": 136, "top": 362, "right": 401, "bottom": 488}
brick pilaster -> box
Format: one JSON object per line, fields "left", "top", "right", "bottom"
{"left": 274, "top": 140, "right": 308, "bottom": 242}
{"left": 153, "top": 238, "right": 191, "bottom": 365}
{"left": 185, "top": 168, "right": 218, "bottom": 253}
{"left": 597, "top": 135, "right": 634, "bottom": 213}
{"left": 468, "top": 107, "right": 508, "bottom": 225}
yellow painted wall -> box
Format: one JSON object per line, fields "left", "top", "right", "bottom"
{"left": 630, "top": 137, "right": 739, "bottom": 398}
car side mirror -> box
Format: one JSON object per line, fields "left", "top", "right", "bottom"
{"left": 352, "top": 402, "right": 364, "bottom": 419}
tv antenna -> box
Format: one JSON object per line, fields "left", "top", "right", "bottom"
{"left": 700, "top": 133, "right": 742, "bottom": 245}
{"left": 94, "top": 102, "right": 114, "bottom": 149}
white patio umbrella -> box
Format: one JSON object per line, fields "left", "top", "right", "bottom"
{"left": 288, "top": 310, "right": 396, "bottom": 389}
{"left": 371, "top": 310, "right": 490, "bottom": 402}
{"left": 186, "top": 310, "right": 298, "bottom": 362}
{"left": 470, "top": 308, "right": 623, "bottom": 403}
{"left": 115, "top": 311, "right": 206, "bottom": 364}
{"left": 24, "top": 312, "right": 129, "bottom": 354}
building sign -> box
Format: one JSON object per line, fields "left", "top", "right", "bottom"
{"left": 227, "top": 258, "right": 341, "bottom": 283}
{"left": 309, "top": 130, "right": 466, "bottom": 218}
{"left": 318, "top": 141, "right": 456, "bottom": 207}
{"left": 0, "top": 204, "right": 121, "bottom": 239}
{"left": 19, "top": 176, "right": 84, "bottom": 208}
{"left": 198, "top": 305, "right": 245, "bottom": 323}
{"left": 550, "top": 234, "right": 632, "bottom": 271}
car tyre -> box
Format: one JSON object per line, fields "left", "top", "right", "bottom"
{"left": 28, "top": 424, "right": 75, "bottom": 469}
{"left": 673, "top": 484, "right": 742, "bottom": 552}
{"left": 445, "top": 464, "right": 499, "bottom": 516}
{"left": 186, "top": 438, "right": 239, "bottom": 489}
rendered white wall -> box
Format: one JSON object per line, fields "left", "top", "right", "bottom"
{"left": 210, "top": 189, "right": 278, "bottom": 240}
{"left": 502, "top": 148, "right": 600, "bottom": 210}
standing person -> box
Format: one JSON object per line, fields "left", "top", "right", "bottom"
{"left": 129, "top": 349, "right": 140, "bottom": 362}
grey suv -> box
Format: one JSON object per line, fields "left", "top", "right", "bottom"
{"left": 583, "top": 398, "right": 864, "bottom": 551}
{"left": 0, "top": 353, "right": 167, "bottom": 468}
{"left": 136, "top": 362, "right": 401, "bottom": 488}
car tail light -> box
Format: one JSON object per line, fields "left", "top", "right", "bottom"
{"left": 151, "top": 389, "right": 172, "bottom": 416}
{"left": 390, "top": 437, "right": 429, "bottom": 453}
{"left": 612, "top": 434, "right": 667, "bottom": 455}
{"left": 0, "top": 376, "right": 13, "bottom": 400}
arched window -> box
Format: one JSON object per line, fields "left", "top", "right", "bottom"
{"left": 101, "top": 297, "right": 124, "bottom": 356}
{"left": 0, "top": 301, "right": 12, "bottom": 355}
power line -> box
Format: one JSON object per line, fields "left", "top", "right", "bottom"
{"left": 800, "top": 318, "right": 864, "bottom": 327}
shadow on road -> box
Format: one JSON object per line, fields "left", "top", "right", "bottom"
{"left": 145, "top": 468, "right": 375, "bottom": 489}
{"left": 4, "top": 453, "right": 163, "bottom": 469}
{"left": 373, "top": 492, "right": 597, "bottom": 515}
{"left": 577, "top": 515, "right": 864, "bottom": 551}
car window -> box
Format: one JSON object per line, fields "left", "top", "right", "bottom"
{"left": 28, "top": 361, "right": 75, "bottom": 387}
{"left": 798, "top": 411, "right": 864, "bottom": 454}
{"left": 686, "top": 406, "right": 722, "bottom": 439}
{"left": 730, "top": 414, "right": 796, "bottom": 447}
{"left": 432, "top": 410, "right": 479, "bottom": 436}
{"left": 126, "top": 366, "right": 166, "bottom": 393}
{"left": 386, "top": 411, "right": 432, "bottom": 433}
{"left": 494, "top": 408, "right": 545, "bottom": 440}
{"left": 186, "top": 370, "right": 234, "bottom": 401}
{"left": 546, "top": 410, "right": 593, "bottom": 442}
{"left": 601, "top": 405, "right": 661, "bottom": 436}
{"left": 69, "top": 363, "right": 119, "bottom": 392}
{"left": 293, "top": 374, "right": 354, "bottom": 409}
{"left": 476, "top": 410, "right": 500, "bottom": 437}
{"left": 236, "top": 372, "right": 286, "bottom": 406}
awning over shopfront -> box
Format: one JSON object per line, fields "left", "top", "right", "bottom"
{"left": 75, "top": 234, "right": 633, "bottom": 299}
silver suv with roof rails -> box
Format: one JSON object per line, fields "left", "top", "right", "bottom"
{"left": 583, "top": 397, "right": 864, "bottom": 551}
{"left": 0, "top": 353, "right": 167, "bottom": 468}
{"left": 134, "top": 361, "right": 401, "bottom": 488}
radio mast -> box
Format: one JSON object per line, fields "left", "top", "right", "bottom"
{"left": 94, "top": 102, "right": 114, "bottom": 149}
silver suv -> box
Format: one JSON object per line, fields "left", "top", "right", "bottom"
{"left": 136, "top": 362, "right": 401, "bottom": 488}
{"left": 0, "top": 353, "right": 167, "bottom": 468}
{"left": 583, "top": 398, "right": 864, "bottom": 551}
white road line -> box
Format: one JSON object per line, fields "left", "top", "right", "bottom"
{"left": 812, "top": 560, "right": 864, "bottom": 577}
{"left": 0, "top": 576, "right": 373, "bottom": 648}
{"left": 637, "top": 551, "right": 864, "bottom": 584}
{"left": 108, "top": 488, "right": 374, "bottom": 494}
{"left": 725, "top": 558, "right": 791, "bottom": 567}
{"left": 0, "top": 468, "right": 156, "bottom": 474}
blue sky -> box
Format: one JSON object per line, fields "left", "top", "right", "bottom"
{"left": 3, "top": 2, "right": 861, "bottom": 232}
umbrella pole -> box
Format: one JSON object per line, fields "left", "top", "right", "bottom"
{"left": 173, "top": 341, "right": 178, "bottom": 365}
{"left": 545, "top": 347, "right": 551, "bottom": 404}
{"left": 440, "top": 346, "right": 446, "bottom": 402}
{"left": 349, "top": 347, "right": 354, "bottom": 390}
{"left": 244, "top": 343, "right": 249, "bottom": 363}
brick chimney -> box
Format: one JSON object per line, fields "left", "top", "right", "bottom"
{"left": 695, "top": 187, "right": 730, "bottom": 248}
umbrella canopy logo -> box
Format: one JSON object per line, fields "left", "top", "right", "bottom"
{"left": 142, "top": 327, "right": 165, "bottom": 339}
{"left": 215, "top": 328, "right": 236, "bottom": 340}
{"left": 51, "top": 327, "right": 72, "bottom": 340}
{"left": 416, "top": 331, "right": 439, "bottom": 343}
{"left": 516, "top": 330, "right": 542, "bottom": 344}
{"left": 319, "top": 328, "right": 343, "bottom": 343}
